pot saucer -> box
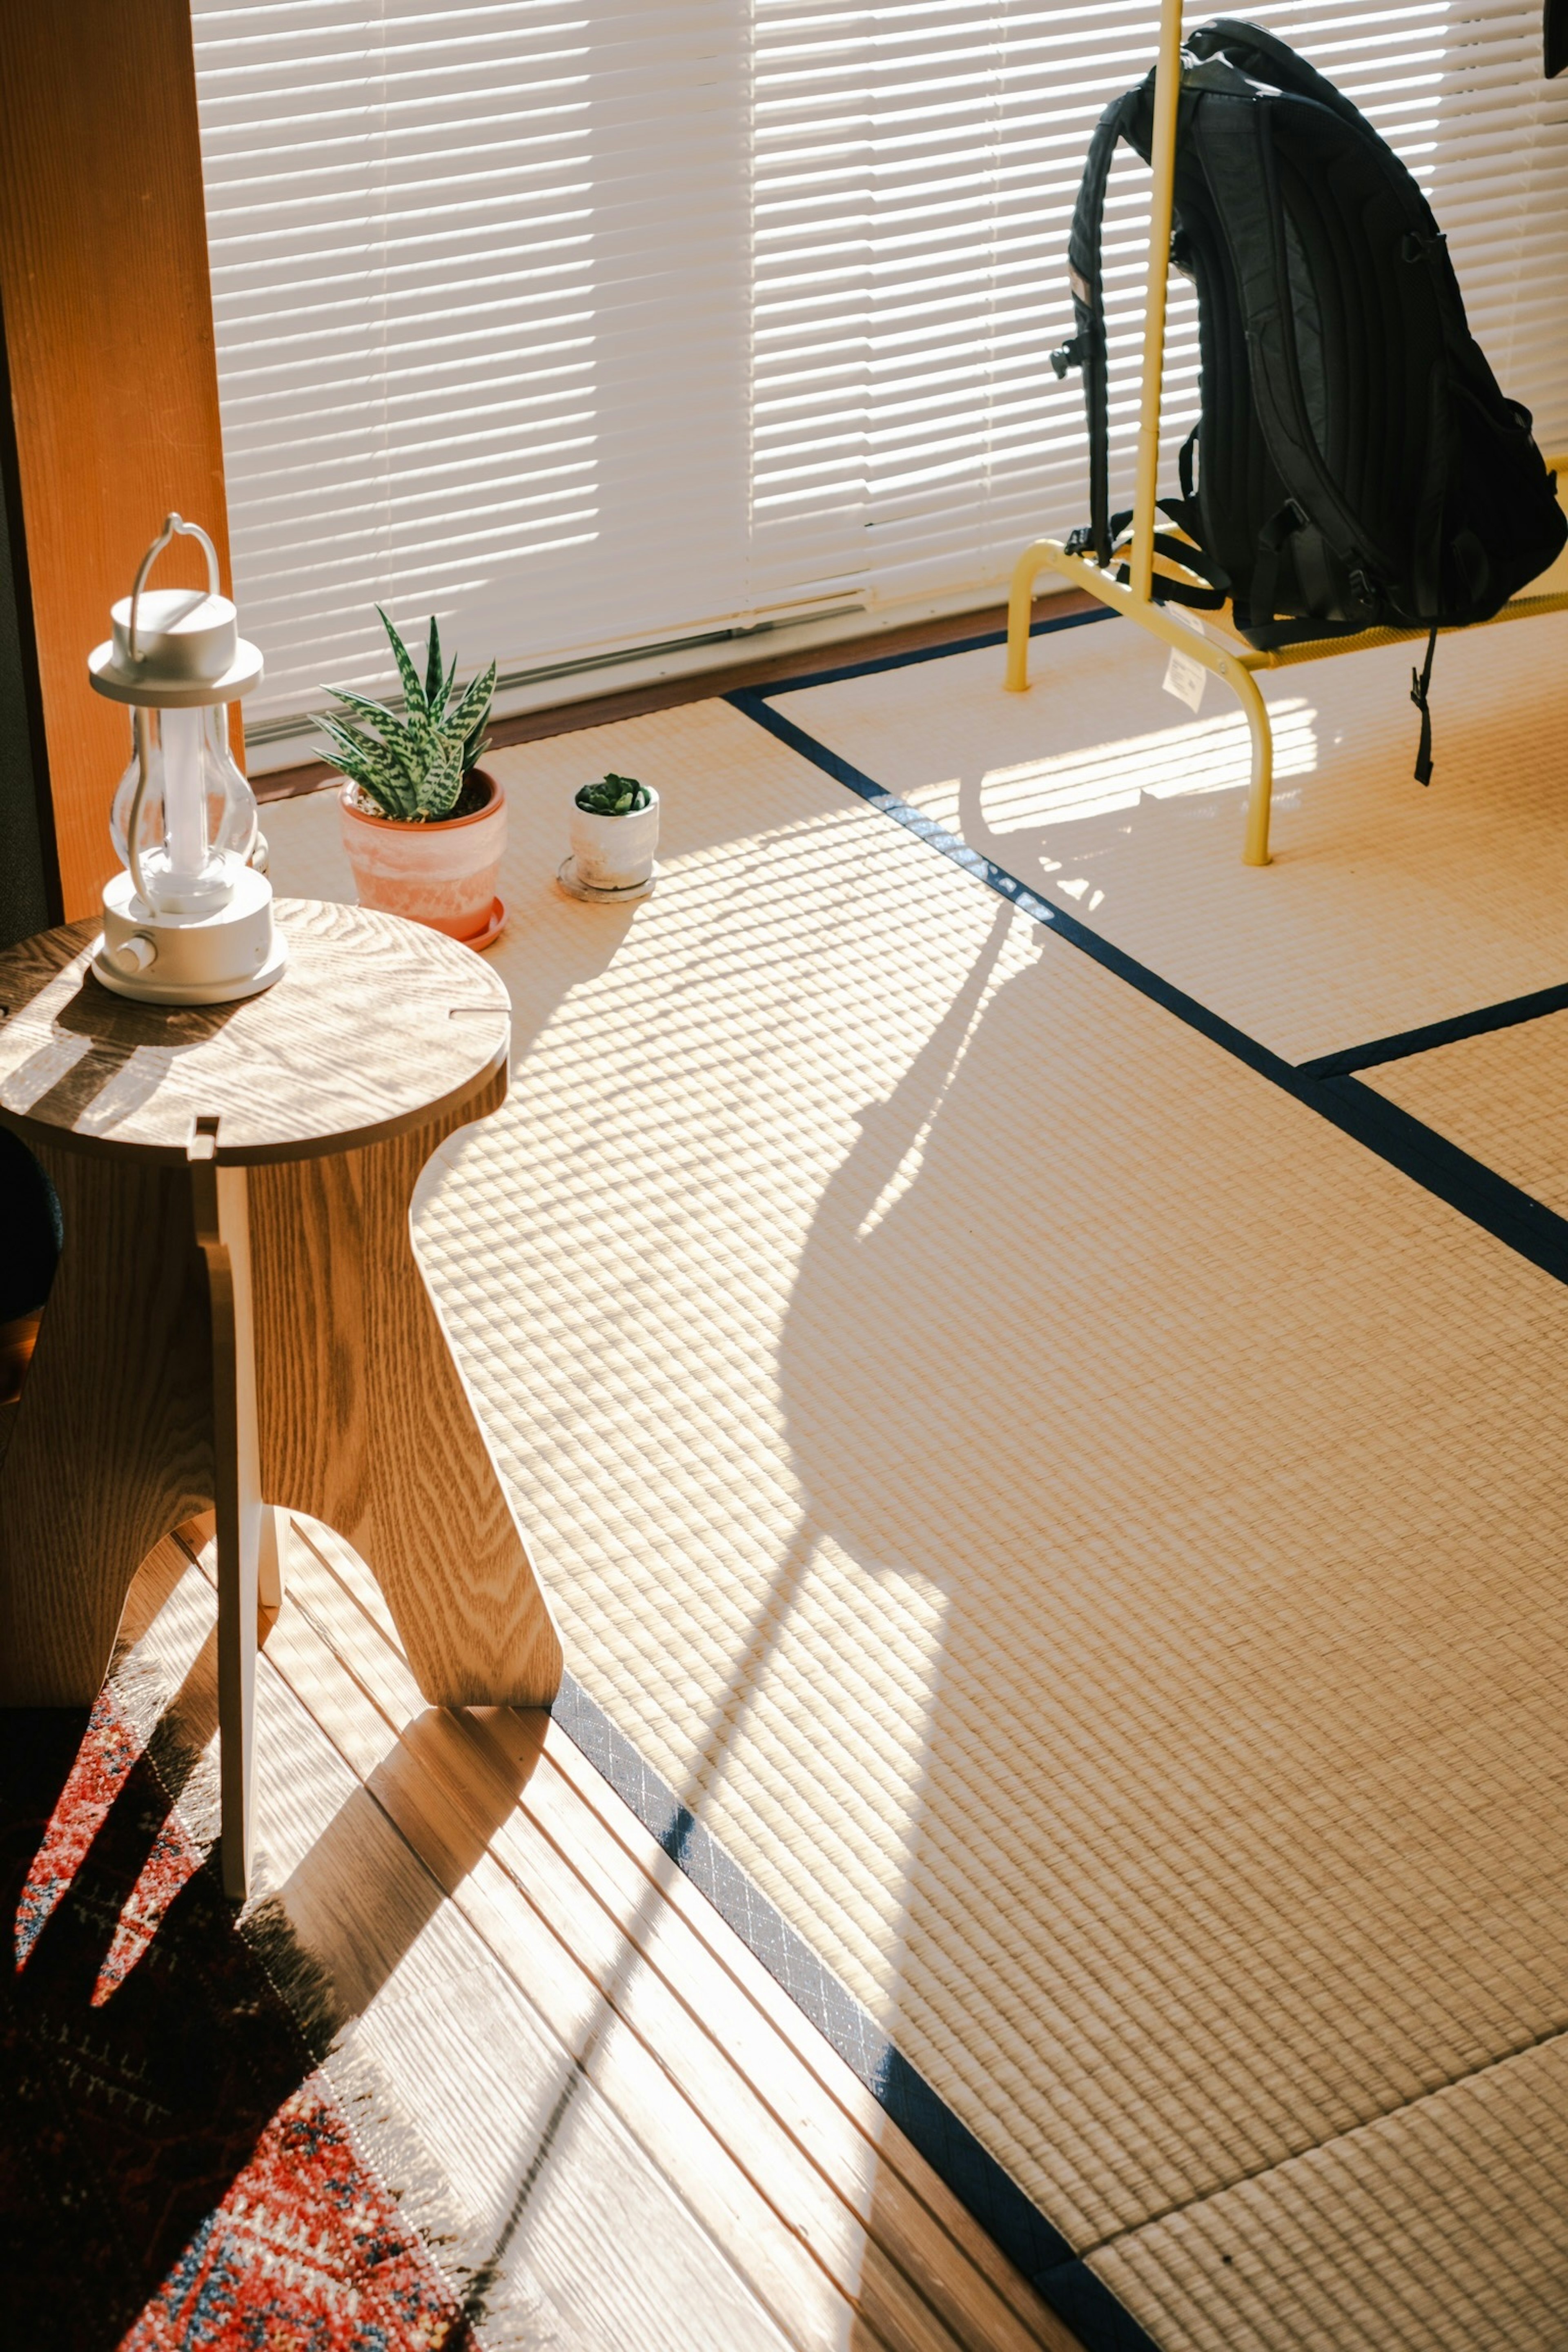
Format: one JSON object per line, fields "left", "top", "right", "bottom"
{"left": 557, "top": 858, "right": 656, "bottom": 904}
{"left": 458, "top": 895, "right": 508, "bottom": 950}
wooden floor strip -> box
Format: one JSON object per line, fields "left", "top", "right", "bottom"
{"left": 163, "top": 1512, "right": 1079, "bottom": 2351}
{"left": 535, "top": 1720, "right": 1076, "bottom": 2350}
{"left": 156, "top": 1543, "right": 799, "bottom": 2352}
{"left": 269, "top": 1540, "right": 959, "bottom": 2352}
{"left": 292, "top": 1510, "right": 1074, "bottom": 2348}
{"left": 255, "top": 1575, "right": 859, "bottom": 2348}
{"left": 286, "top": 1510, "right": 1079, "bottom": 2352}
{"left": 132, "top": 1537, "right": 802, "bottom": 2351}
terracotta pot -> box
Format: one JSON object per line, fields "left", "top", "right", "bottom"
{"left": 338, "top": 767, "right": 506, "bottom": 941}
{"left": 568, "top": 785, "right": 660, "bottom": 891}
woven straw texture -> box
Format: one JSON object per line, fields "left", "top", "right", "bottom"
{"left": 1094, "top": 2034, "right": 1568, "bottom": 2351}
{"left": 267, "top": 697, "right": 1568, "bottom": 2349}
{"left": 1366, "top": 1010, "right": 1568, "bottom": 1214}
{"left": 772, "top": 608, "right": 1568, "bottom": 1065}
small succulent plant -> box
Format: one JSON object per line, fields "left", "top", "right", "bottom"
{"left": 320, "top": 608, "right": 496, "bottom": 821}
{"left": 575, "top": 771, "right": 650, "bottom": 815}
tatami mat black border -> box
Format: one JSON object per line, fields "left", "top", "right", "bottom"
{"left": 752, "top": 603, "right": 1568, "bottom": 1088}
{"left": 550, "top": 630, "right": 1568, "bottom": 2352}
{"left": 1298, "top": 980, "right": 1568, "bottom": 1079}
{"left": 549, "top": 1669, "right": 1159, "bottom": 2352}
{"left": 755, "top": 598, "right": 1117, "bottom": 699}
{"left": 728, "top": 679, "right": 1568, "bottom": 1287}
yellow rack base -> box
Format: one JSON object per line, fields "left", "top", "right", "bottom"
{"left": 1005, "top": 538, "right": 1568, "bottom": 867}
{"left": 1003, "top": 0, "right": 1568, "bottom": 868}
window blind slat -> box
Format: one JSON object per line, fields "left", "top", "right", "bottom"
{"left": 191, "top": 0, "right": 1568, "bottom": 763}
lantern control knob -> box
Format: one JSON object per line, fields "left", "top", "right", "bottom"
{"left": 112, "top": 933, "right": 158, "bottom": 976}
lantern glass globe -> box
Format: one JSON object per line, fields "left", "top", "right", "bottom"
{"left": 110, "top": 704, "right": 258, "bottom": 916}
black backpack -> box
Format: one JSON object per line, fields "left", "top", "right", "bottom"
{"left": 1055, "top": 19, "right": 1566, "bottom": 776}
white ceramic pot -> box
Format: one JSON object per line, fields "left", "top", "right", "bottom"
{"left": 568, "top": 786, "right": 659, "bottom": 891}
{"left": 338, "top": 767, "right": 506, "bottom": 942}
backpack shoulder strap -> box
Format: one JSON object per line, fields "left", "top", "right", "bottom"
{"left": 1060, "top": 91, "right": 1142, "bottom": 565}
{"left": 1185, "top": 83, "right": 1386, "bottom": 594}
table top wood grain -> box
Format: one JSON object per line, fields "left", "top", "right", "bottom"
{"left": 0, "top": 898, "right": 510, "bottom": 1164}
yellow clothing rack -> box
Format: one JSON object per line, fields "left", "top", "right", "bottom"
{"left": 1003, "top": 0, "right": 1568, "bottom": 866}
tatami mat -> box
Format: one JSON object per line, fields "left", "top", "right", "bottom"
{"left": 763, "top": 606, "right": 1568, "bottom": 1065}
{"left": 1097, "top": 2036, "right": 1568, "bottom": 2352}
{"left": 1364, "top": 1009, "right": 1568, "bottom": 1217}
{"left": 266, "top": 697, "right": 1568, "bottom": 2350}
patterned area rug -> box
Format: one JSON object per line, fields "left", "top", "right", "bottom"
{"left": 0, "top": 1686, "right": 475, "bottom": 2348}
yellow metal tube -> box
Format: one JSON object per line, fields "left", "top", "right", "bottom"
{"left": 999, "top": 365, "right": 1563, "bottom": 860}
{"left": 1232, "top": 659, "right": 1274, "bottom": 866}
{"left": 1239, "top": 583, "right": 1568, "bottom": 668}
{"left": 1004, "top": 539, "right": 1055, "bottom": 691}
{"left": 999, "top": 536, "right": 1275, "bottom": 861}
{"left": 1128, "top": 0, "right": 1186, "bottom": 606}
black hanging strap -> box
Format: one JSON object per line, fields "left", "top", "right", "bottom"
{"left": 1116, "top": 559, "right": 1226, "bottom": 612}
{"left": 1248, "top": 501, "right": 1305, "bottom": 632}
{"left": 1063, "top": 92, "right": 1139, "bottom": 565}
{"left": 1410, "top": 624, "right": 1439, "bottom": 785}
{"left": 1066, "top": 505, "right": 1229, "bottom": 609}
{"left": 1110, "top": 512, "right": 1228, "bottom": 610}
{"left": 1178, "top": 423, "right": 1199, "bottom": 502}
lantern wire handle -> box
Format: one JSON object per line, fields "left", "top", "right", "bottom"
{"left": 127, "top": 513, "right": 222, "bottom": 662}
{"left": 122, "top": 514, "right": 224, "bottom": 906}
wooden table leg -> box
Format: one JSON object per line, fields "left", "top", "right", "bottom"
{"left": 258, "top": 1503, "right": 286, "bottom": 1612}
{"left": 249, "top": 1104, "right": 563, "bottom": 1710}
{"left": 191, "top": 1152, "right": 261, "bottom": 1900}
{"left": 0, "top": 1146, "right": 214, "bottom": 1706}
{"left": 1, "top": 1139, "right": 263, "bottom": 1898}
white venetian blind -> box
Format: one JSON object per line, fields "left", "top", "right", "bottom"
{"left": 192, "top": 0, "right": 757, "bottom": 753}
{"left": 190, "top": 0, "right": 1568, "bottom": 762}
{"left": 748, "top": 0, "right": 1568, "bottom": 613}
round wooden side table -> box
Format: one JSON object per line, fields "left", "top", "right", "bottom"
{"left": 0, "top": 898, "right": 561, "bottom": 1896}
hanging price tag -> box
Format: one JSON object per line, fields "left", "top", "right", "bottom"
{"left": 1162, "top": 605, "right": 1207, "bottom": 712}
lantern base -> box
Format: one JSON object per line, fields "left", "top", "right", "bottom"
{"left": 91, "top": 864, "right": 287, "bottom": 1005}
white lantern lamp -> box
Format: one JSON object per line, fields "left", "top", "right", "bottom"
{"left": 87, "top": 513, "right": 284, "bottom": 1004}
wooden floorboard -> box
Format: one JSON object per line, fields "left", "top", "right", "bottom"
{"left": 257, "top": 1581, "right": 851, "bottom": 2348}
{"left": 286, "top": 1512, "right": 1077, "bottom": 2352}
{"left": 129, "top": 1535, "right": 802, "bottom": 2351}
{"left": 118, "top": 1515, "right": 1081, "bottom": 2352}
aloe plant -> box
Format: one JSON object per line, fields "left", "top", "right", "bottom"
{"left": 320, "top": 608, "right": 496, "bottom": 821}
{"left": 575, "top": 771, "right": 650, "bottom": 815}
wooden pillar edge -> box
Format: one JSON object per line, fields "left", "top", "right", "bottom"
{"left": 0, "top": 2, "right": 235, "bottom": 922}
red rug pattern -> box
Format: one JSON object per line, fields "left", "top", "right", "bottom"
{"left": 2, "top": 1688, "right": 476, "bottom": 2348}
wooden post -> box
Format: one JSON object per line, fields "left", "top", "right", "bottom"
{"left": 191, "top": 1148, "right": 263, "bottom": 1900}
{"left": 0, "top": 3, "right": 235, "bottom": 921}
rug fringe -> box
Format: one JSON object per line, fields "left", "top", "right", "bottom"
{"left": 324, "top": 2029, "right": 575, "bottom": 2350}
{"left": 106, "top": 1638, "right": 568, "bottom": 2346}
